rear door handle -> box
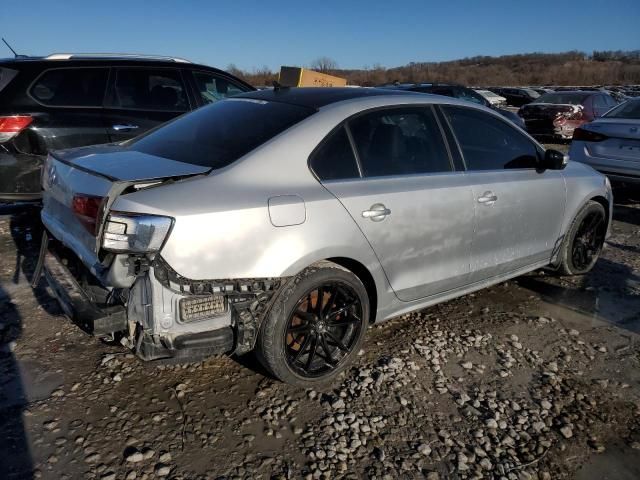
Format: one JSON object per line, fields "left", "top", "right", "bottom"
{"left": 112, "top": 124, "right": 139, "bottom": 132}
{"left": 362, "top": 203, "right": 391, "bottom": 222}
{"left": 477, "top": 191, "right": 498, "bottom": 205}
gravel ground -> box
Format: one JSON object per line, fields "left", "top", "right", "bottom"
{"left": 1, "top": 186, "right": 639, "bottom": 480}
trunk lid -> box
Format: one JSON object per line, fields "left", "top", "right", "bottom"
{"left": 584, "top": 119, "right": 640, "bottom": 161}
{"left": 41, "top": 145, "right": 209, "bottom": 273}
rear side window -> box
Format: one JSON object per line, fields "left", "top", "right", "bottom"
{"left": 192, "top": 71, "right": 247, "bottom": 105}
{"left": 349, "top": 107, "right": 451, "bottom": 177}
{"left": 0, "top": 67, "right": 18, "bottom": 93}
{"left": 310, "top": 127, "right": 359, "bottom": 181}
{"left": 127, "top": 98, "right": 315, "bottom": 169}
{"left": 112, "top": 68, "right": 188, "bottom": 111}
{"left": 30, "top": 68, "right": 108, "bottom": 107}
{"left": 443, "top": 106, "right": 538, "bottom": 170}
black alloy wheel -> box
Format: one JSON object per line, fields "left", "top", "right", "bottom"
{"left": 284, "top": 282, "right": 363, "bottom": 378}
{"left": 571, "top": 210, "right": 606, "bottom": 271}
{"left": 556, "top": 200, "right": 607, "bottom": 276}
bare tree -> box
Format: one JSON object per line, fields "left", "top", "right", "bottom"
{"left": 310, "top": 57, "right": 338, "bottom": 73}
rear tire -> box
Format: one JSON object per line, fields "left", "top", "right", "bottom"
{"left": 555, "top": 201, "right": 606, "bottom": 276}
{"left": 256, "top": 262, "right": 369, "bottom": 388}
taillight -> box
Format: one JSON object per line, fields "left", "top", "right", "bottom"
{"left": 72, "top": 195, "right": 105, "bottom": 236}
{"left": 572, "top": 127, "right": 608, "bottom": 142}
{"left": 0, "top": 115, "right": 33, "bottom": 142}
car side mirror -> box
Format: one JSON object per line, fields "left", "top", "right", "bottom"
{"left": 541, "top": 149, "right": 568, "bottom": 170}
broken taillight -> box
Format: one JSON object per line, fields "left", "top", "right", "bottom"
{"left": 0, "top": 115, "right": 33, "bottom": 143}
{"left": 72, "top": 195, "right": 105, "bottom": 236}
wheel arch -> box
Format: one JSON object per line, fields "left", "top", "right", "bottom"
{"left": 326, "top": 257, "right": 378, "bottom": 324}
{"left": 589, "top": 195, "right": 611, "bottom": 229}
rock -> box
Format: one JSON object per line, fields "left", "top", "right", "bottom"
{"left": 155, "top": 465, "right": 171, "bottom": 477}
{"left": 85, "top": 453, "right": 101, "bottom": 464}
{"left": 560, "top": 426, "right": 573, "bottom": 439}
{"left": 461, "top": 361, "right": 473, "bottom": 370}
{"left": 101, "top": 473, "right": 116, "bottom": 480}
{"left": 125, "top": 452, "right": 144, "bottom": 463}
{"left": 417, "top": 443, "right": 431, "bottom": 456}
{"left": 331, "top": 398, "right": 345, "bottom": 409}
{"left": 159, "top": 452, "right": 172, "bottom": 463}
{"left": 485, "top": 418, "right": 498, "bottom": 429}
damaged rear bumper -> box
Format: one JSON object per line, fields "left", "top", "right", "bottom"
{"left": 38, "top": 233, "right": 283, "bottom": 363}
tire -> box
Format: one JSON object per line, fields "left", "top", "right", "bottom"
{"left": 556, "top": 201, "right": 607, "bottom": 276}
{"left": 256, "top": 261, "right": 369, "bottom": 388}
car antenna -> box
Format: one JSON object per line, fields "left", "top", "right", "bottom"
{"left": 2, "top": 38, "right": 25, "bottom": 58}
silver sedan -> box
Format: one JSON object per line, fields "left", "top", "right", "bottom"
{"left": 38, "top": 88, "right": 612, "bottom": 386}
{"left": 569, "top": 97, "right": 640, "bottom": 186}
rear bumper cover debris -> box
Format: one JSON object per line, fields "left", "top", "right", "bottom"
{"left": 38, "top": 234, "right": 286, "bottom": 362}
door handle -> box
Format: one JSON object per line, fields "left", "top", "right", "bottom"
{"left": 112, "top": 124, "right": 139, "bottom": 132}
{"left": 477, "top": 191, "right": 498, "bottom": 205}
{"left": 362, "top": 203, "right": 391, "bottom": 222}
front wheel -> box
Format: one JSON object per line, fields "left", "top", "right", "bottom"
{"left": 556, "top": 201, "right": 607, "bottom": 275}
{"left": 256, "top": 262, "right": 369, "bottom": 387}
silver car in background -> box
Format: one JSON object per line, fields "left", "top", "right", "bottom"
{"left": 37, "top": 88, "right": 612, "bottom": 386}
{"left": 570, "top": 97, "right": 640, "bottom": 186}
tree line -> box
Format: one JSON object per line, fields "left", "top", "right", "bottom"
{"left": 229, "top": 51, "right": 640, "bottom": 87}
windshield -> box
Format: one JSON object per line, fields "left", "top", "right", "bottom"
{"left": 127, "top": 98, "right": 315, "bottom": 168}
{"left": 533, "top": 92, "right": 589, "bottom": 105}
{"left": 604, "top": 99, "right": 640, "bottom": 119}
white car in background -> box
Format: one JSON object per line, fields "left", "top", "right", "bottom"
{"left": 570, "top": 97, "right": 640, "bottom": 186}
{"left": 475, "top": 89, "right": 507, "bottom": 106}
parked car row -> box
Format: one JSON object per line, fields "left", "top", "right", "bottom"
{"left": 375, "top": 82, "right": 525, "bottom": 128}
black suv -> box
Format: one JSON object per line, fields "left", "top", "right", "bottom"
{"left": 0, "top": 53, "right": 254, "bottom": 201}
{"left": 376, "top": 82, "right": 525, "bottom": 128}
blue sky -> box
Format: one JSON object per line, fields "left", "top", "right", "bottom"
{"left": 1, "top": 0, "right": 638, "bottom": 71}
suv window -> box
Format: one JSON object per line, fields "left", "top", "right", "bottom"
{"left": 443, "top": 106, "right": 538, "bottom": 170}
{"left": 192, "top": 71, "right": 246, "bottom": 105}
{"left": 30, "top": 68, "right": 108, "bottom": 107}
{"left": 128, "top": 98, "right": 315, "bottom": 169}
{"left": 349, "top": 107, "right": 451, "bottom": 177}
{"left": 310, "top": 127, "right": 360, "bottom": 181}
{"left": 112, "top": 68, "right": 188, "bottom": 111}
{"left": 593, "top": 95, "right": 607, "bottom": 109}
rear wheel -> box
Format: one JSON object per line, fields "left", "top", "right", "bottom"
{"left": 556, "top": 201, "right": 607, "bottom": 275}
{"left": 256, "top": 262, "right": 369, "bottom": 387}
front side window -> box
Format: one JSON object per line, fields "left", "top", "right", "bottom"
{"left": 112, "top": 68, "right": 188, "bottom": 111}
{"left": 30, "top": 68, "right": 108, "bottom": 107}
{"left": 443, "top": 106, "right": 539, "bottom": 170}
{"left": 349, "top": 107, "right": 451, "bottom": 177}
{"left": 310, "top": 127, "right": 360, "bottom": 181}
{"left": 127, "top": 98, "right": 315, "bottom": 169}
{"left": 192, "top": 71, "right": 247, "bottom": 105}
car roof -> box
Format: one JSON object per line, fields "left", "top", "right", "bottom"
{"left": 376, "top": 82, "right": 462, "bottom": 90}
{"left": 0, "top": 55, "right": 229, "bottom": 74}
{"left": 236, "top": 87, "right": 417, "bottom": 109}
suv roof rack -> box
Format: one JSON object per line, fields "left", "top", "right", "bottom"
{"left": 44, "top": 53, "right": 192, "bottom": 63}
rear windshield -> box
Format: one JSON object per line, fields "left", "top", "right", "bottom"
{"left": 533, "top": 92, "right": 589, "bottom": 105}
{"left": 127, "top": 98, "right": 315, "bottom": 168}
{"left": 604, "top": 99, "right": 640, "bottom": 119}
